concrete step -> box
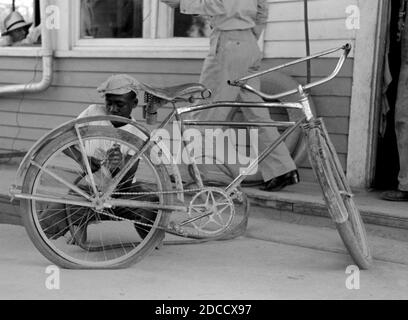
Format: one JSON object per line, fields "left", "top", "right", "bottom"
{"left": 244, "top": 182, "right": 408, "bottom": 239}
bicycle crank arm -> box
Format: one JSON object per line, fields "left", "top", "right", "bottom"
{"left": 179, "top": 212, "right": 213, "bottom": 227}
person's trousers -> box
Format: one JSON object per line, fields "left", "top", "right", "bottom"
{"left": 194, "top": 29, "right": 296, "bottom": 181}
{"left": 395, "top": 13, "right": 408, "bottom": 192}
{"left": 395, "top": 98, "right": 408, "bottom": 192}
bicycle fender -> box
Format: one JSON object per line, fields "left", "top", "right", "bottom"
{"left": 12, "top": 116, "right": 185, "bottom": 203}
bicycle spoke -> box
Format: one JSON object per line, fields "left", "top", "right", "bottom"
{"left": 31, "top": 161, "right": 92, "bottom": 201}
{"left": 25, "top": 126, "right": 171, "bottom": 268}
{"left": 74, "top": 125, "right": 99, "bottom": 197}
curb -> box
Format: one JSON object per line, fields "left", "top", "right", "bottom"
{"left": 244, "top": 187, "right": 408, "bottom": 230}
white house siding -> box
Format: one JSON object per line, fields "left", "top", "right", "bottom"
{"left": 263, "top": 0, "right": 357, "bottom": 180}
{"left": 265, "top": 0, "right": 358, "bottom": 58}
{"left": 0, "top": 0, "right": 360, "bottom": 182}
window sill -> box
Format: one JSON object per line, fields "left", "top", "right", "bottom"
{"left": 0, "top": 46, "right": 209, "bottom": 59}
{"left": 56, "top": 46, "right": 209, "bottom": 59}
{"left": 0, "top": 46, "right": 44, "bottom": 57}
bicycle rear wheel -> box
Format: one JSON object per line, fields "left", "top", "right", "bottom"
{"left": 21, "top": 126, "right": 172, "bottom": 269}
{"left": 306, "top": 121, "right": 372, "bottom": 269}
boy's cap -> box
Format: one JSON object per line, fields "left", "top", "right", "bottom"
{"left": 97, "top": 74, "right": 142, "bottom": 96}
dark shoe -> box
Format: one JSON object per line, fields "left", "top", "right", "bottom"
{"left": 263, "top": 170, "right": 300, "bottom": 192}
{"left": 381, "top": 190, "right": 408, "bottom": 202}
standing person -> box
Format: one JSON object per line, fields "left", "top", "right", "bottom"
{"left": 161, "top": 0, "right": 299, "bottom": 191}
{"left": 382, "top": 5, "right": 408, "bottom": 201}
{"left": 0, "top": 11, "right": 41, "bottom": 47}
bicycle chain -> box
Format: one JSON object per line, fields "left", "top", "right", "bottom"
{"left": 96, "top": 207, "right": 166, "bottom": 231}
{"left": 112, "top": 187, "right": 205, "bottom": 197}
{"left": 108, "top": 188, "right": 206, "bottom": 232}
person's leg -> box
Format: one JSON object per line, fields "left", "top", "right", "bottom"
{"left": 381, "top": 102, "right": 408, "bottom": 201}
{"left": 195, "top": 30, "right": 296, "bottom": 185}
{"left": 395, "top": 105, "right": 408, "bottom": 192}
{"left": 192, "top": 31, "right": 244, "bottom": 168}
{"left": 227, "top": 31, "right": 296, "bottom": 182}
{"left": 240, "top": 106, "right": 297, "bottom": 181}
{"left": 382, "top": 17, "right": 408, "bottom": 201}
{"left": 195, "top": 32, "right": 240, "bottom": 121}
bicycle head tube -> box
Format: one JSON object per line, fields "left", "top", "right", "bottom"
{"left": 297, "top": 85, "right": 314, "bottom": 121}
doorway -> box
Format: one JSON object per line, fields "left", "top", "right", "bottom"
{"left": 374, "top": 0, "right": 402, "bottom": 190}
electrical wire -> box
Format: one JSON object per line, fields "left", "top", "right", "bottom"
{"left": 304, "top": 0, "right": 312, "bottom": 84}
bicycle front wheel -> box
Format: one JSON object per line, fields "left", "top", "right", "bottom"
{"left": 21, "top": 126, "right": 173, "bottom": 269}
{"left": 306, "top": 122, "right": 372, "bottom": 269}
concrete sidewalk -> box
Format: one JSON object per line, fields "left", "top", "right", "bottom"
{"left": 1, "top": 161, "right": 408, "bottom": 299}
{"left": 1, "top": 207, "right": 407, "bottom": 300}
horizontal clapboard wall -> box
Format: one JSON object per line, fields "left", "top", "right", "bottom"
{"left": 265, "top": 0, "right": 357, "bottom": 57}
{"left": 0, "top": 0, "right": 355, "bottom": 181}
{"left": 0, "top": 55, "right": 352, "bottom": 182}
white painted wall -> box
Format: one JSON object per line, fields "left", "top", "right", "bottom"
{"left": 264, "top": 0, "right": 358, "bottom": 58}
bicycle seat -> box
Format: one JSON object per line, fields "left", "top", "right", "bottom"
{"left": 138, "top": 82, "right": 210, "bottom": 102}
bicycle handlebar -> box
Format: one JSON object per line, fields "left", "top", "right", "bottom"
{"left": 228, "top": 43, "right": 352, "bottom": 101}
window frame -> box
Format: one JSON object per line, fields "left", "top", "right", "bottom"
{"left": 69, "top": 0, "right": 210, "bottom": 58}
{"left": 0, "top": 0, "right": 41, "bottom": 55}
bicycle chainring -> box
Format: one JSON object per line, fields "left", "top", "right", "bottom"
{"left": 186, "top": 187, "right": 235, "bottom": 236}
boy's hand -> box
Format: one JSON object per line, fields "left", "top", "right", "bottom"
{"left": 89, "top": 156, "right": 102, "bottom": 173}
{"left": 107, "top": 144, "right": 123, "bottom": 169}
{"left": 161, "top": 0, "right": 180, "bottom": 9}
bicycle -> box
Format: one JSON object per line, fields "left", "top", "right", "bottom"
{"left": 10, "top": 43, "right": 372, "bottom": 270}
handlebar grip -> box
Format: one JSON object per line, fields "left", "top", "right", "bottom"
{"left": 343, "top": 43, "right": 352, "bottom": 57}
{"left": 227, "top": 80, "right": 243, "bottom": 88}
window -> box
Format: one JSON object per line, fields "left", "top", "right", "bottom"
{"left": 73, "top": 0, "right": 211, "bottom": 52}
{"left": 0, "top": 0, "right": 37, "bottom": 36}
{"left": 0, "top": 0, "right": 41, "bottom": 50}
{"left": 80, "top": 0, "right": 143, "bottom": 39}
{"left": 173, "top": 7, "right": 211, "bottom": 38}
{"left": 78, "top": 0, "right": 210, "bottom": 40}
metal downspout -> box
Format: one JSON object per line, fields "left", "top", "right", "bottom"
{"left": 0, "top": 0, "right": 53, "bottom": 96}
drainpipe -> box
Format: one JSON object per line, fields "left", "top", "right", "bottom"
{"left": 0, "top": 0, "right": 53, "bottom": 96}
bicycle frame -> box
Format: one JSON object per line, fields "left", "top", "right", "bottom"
{"left": 98, "top": 43, "right": 351, "bottom": 205}
{"left": 11, "top": 44, "right": 351, "bottom": 214}
{"left": 9, "top": 42, "right": 373, "bottom": 270}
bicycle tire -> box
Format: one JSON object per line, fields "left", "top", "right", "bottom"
{"left": 306, "top": 123, "right": 372, "bottom": 270}
{"left": 21, "top": 126, "right": 173, "bottom": 269}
